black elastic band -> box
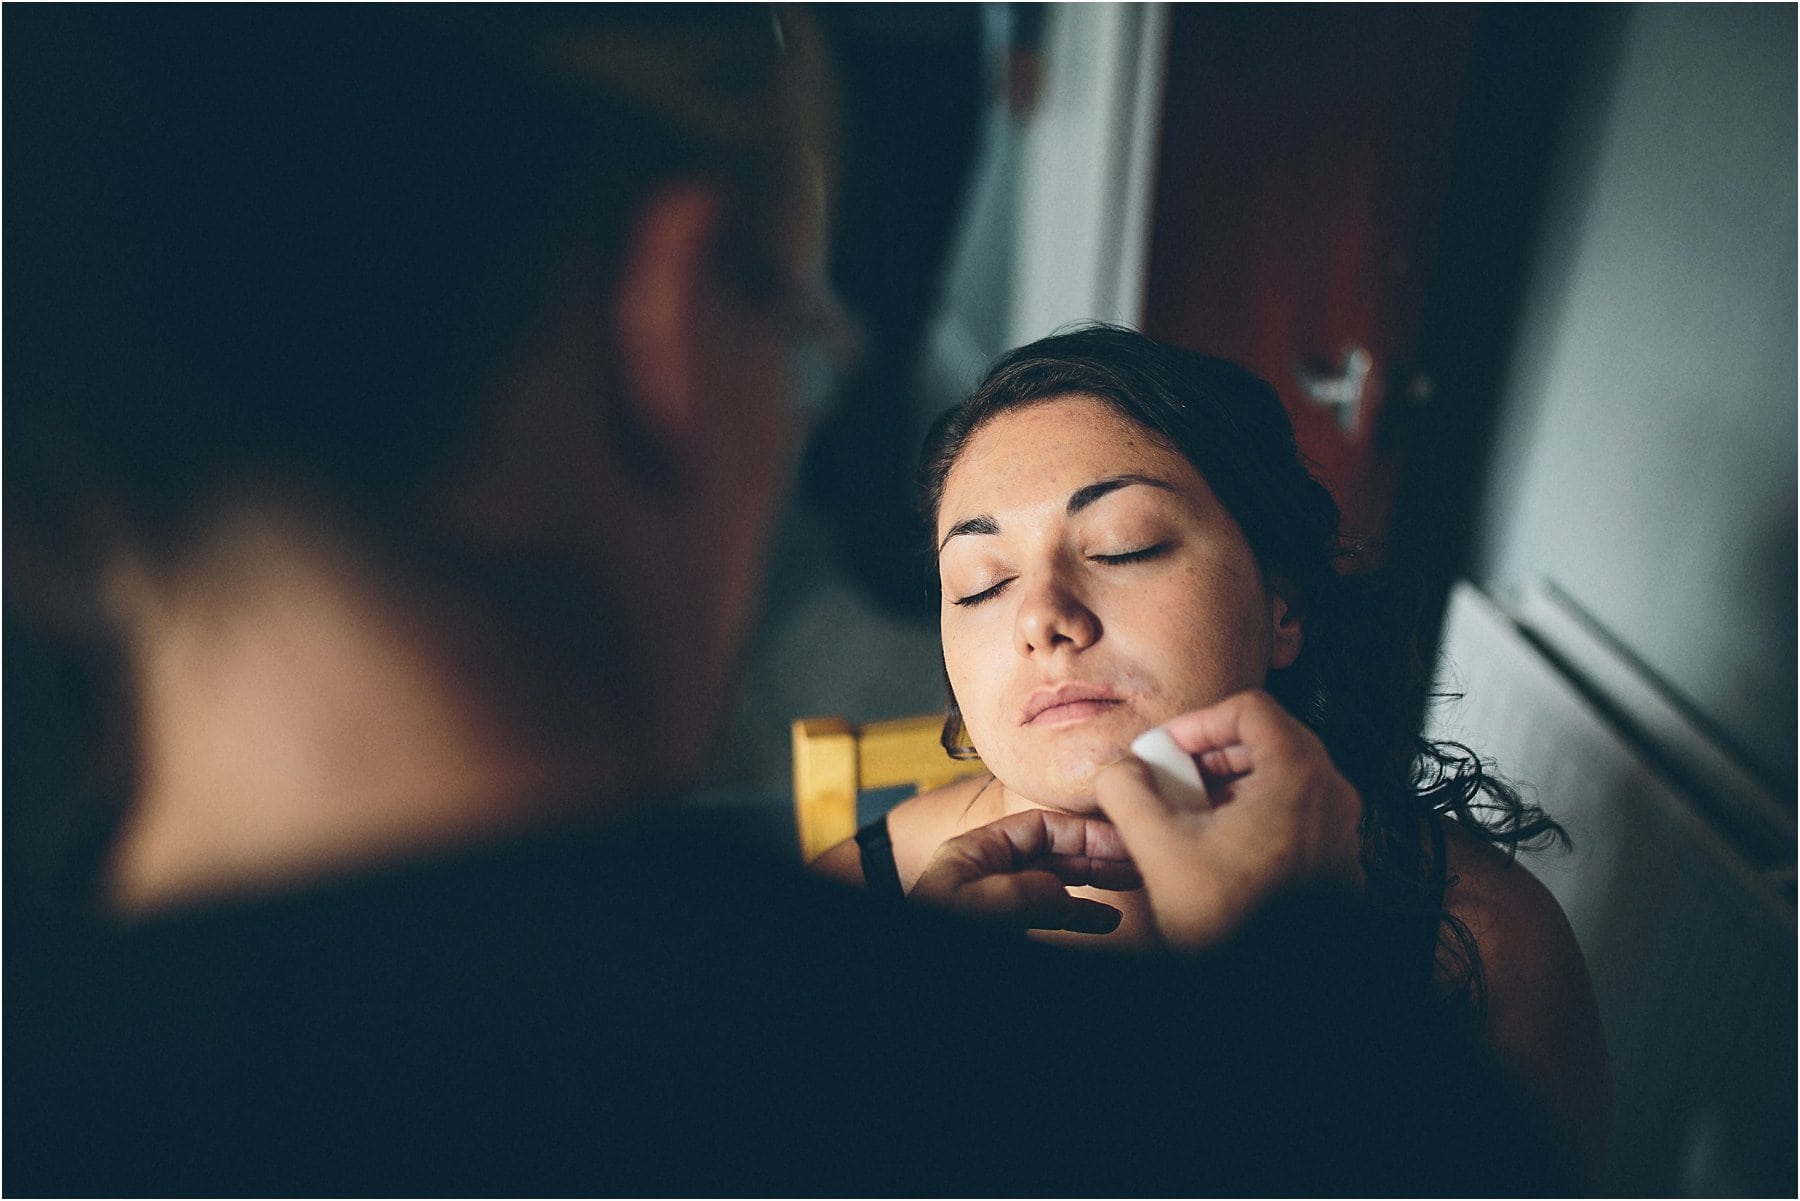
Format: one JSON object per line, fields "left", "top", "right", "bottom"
{"left": 854, "top": 814, "right": 905, "bottom": 900}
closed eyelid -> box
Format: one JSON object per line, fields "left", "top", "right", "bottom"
{"left": 950, "top": 577, "right": 1013, "bottom": 607}
{"left": 940, "top": 554, "right": 1014, "bottom": 600}
{"left": 1091, "top": 542, "right": 1169, "bottom": 562}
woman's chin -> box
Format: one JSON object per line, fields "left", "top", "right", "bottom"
{"left": 1032, "top": 745, "right": 1133, "bottom": 815}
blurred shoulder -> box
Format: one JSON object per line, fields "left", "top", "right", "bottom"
{"left": 1439, "top": 815, "right": 1609, "bottom": 1175}
{"left": 1439, "top": 816, "right": 1570, "bottom": 948}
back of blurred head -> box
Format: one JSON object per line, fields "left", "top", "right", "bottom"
{"left": 7, "top": 5, "right": 831, "bottom": 906}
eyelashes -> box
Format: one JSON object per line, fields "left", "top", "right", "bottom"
{"left": 952, "top": 580, "right": 1010, "bottom": 608}
{"left": 950, "top": 543, "right": 1171, "bottom": 607}
{"left": 1090, "top": 543, "right": 1170, "bottom": 566}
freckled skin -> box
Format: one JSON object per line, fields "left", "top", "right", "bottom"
{"left": 936, "top": 395, "right": 1302, "bottom": 818}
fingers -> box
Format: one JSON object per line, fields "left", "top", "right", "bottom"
{"left": 1093, "top": 756, "right": 1175, "bottom": 832}
{"left": 1036, "top": 854, "right": 1142, "bottom": 892}
{"left": 934, "top": 808, "right": 1134, "bottom": 881}
{"left": 909, "top": 810, "right": 1141, "bottom": 934}
{"left": 1157, "top": 690, "right": 1303, "bottom": 771}
{"left": 922, "top": 826, "right": 1142, "bottom": 895}
{"left": 978, "top": 810, "right": 1140, "bottom": 889}
{"left": 1057, "top": 897, "right": 1125, "bottom": 935}
{"left": 1093, "top": 757, "right": 1212, "bottom": 878}
{"left": 1095, "top": 693, "right": 1369, "bottom": 951}
{"left": 950, "top": 870, "right": 1124, "bottom": 934}
{"left": 981, "top": 807, "right": 1134, "bottom": 866}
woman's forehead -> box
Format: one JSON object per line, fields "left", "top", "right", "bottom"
{"left": 940, "top": 395, "right": 1200, "bottom": 516}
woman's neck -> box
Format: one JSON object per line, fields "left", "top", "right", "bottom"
{"left": 105, "top": 514, "right": 626, "bottom": 915}
{"left": 989, "top": 779, "right": 1098, "bottom": 824}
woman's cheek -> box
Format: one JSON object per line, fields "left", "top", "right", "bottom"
{"left": 945, "top": 660, "right": 1000, "bottom": 756}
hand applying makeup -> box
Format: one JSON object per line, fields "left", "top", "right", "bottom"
{"left": 1094, "top": 690, "right": 1366, "bottom": 952}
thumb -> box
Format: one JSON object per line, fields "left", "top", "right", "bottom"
{"left": 999, "top": 869, "right": 1124, "bottom": 934}
{"left": 1094, "top": 756, "right": 1185, "bottom": 847}
{"left": 1094, "top": 757, "right": 1232, "bottom": 951}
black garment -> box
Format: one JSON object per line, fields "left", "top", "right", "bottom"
{"left": 7, "top": 807, "right": 1565, "bottom": 1197}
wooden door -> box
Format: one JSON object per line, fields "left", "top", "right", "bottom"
{"left": 1143, "top": 5, "right": 1481, "bottom": 553}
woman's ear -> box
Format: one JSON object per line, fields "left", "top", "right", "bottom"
{"left": 612, "top": 183, "right": 726, "bottom": 453}
{"left": 1269, "top": 587, "right": 1305, "bottom": 670}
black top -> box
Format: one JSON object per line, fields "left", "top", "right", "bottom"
{"left": 7, "top": 805, "right": 1563, "bottom": 1197}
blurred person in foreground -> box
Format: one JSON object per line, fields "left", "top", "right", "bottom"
{"left": 5, "top": 7, "right": 1568, "bottom": 1196}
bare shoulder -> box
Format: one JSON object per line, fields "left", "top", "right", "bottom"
{"left": 1440, "top": 817, "right": 1593, "bottom": 1026}
{"left": 1439, "top": 816, "right": 1610, "bottom": 1176}
{"left": 1439, "top": 817, "right": 1574, "bottom": 956}
{"left": 885, "top": 773, "right": 994, "bottom": 891}
{"left": 808, "top": 774, "right": 994, "bottom": 893}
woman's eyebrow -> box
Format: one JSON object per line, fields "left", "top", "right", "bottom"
{"left": 1066, "top": 473, "right": 1178, "bottom": 515}
{"left": 938, "top": 514, "right": 999, "bottom": 553}
{"left": 938, "top": 474, "right": 1178, "bottom": 554}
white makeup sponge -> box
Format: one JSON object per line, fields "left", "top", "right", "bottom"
{"left": 1129, "top": 726, "right": 1209, "bottom": 810}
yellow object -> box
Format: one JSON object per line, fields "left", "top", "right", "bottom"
{"left": 790, "top": 714, "right": 987, "bottom": 863}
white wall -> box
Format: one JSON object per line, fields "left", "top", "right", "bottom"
{"left": 1473, "top": 4, "right": 1797, "bottom": 795}
{"left": 1003, "top": 2, "right": 1167, "bottom": 347}
{"left": 1430, "top": 583, "right": 1794, "bottom": 1196}
{"left": 924, "top": 3, "right": 1169, "bottom": 422}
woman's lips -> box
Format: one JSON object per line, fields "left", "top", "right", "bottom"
{"left": 1021, "top": 682, "right": 1128, "bottom": 726}
{"left": 1026, "top": 697, "right": 1125, "bottom": 727}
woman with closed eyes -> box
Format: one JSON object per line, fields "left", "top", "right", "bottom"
{"left": 813, "top": 324, "right": 1609, "bottom": 1179}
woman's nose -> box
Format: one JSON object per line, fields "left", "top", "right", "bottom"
{"left": 1013, "top": 573, "right": 1100, "bottom": 658}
